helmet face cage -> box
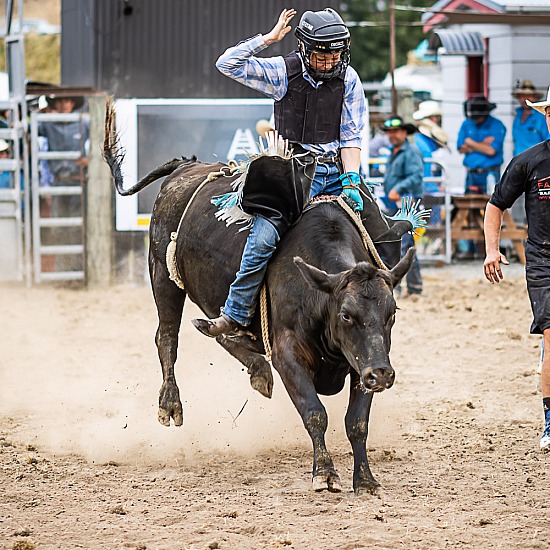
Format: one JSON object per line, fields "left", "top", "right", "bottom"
{"left": 297, "top": 38, "right": 350, "bottom": 81}
{"left": 295, "top": 9, "right": 351, "bottom": 81}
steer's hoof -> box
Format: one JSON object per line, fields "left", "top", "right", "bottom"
{"left": 354, "top": 479, "right": 381, "bottom": 496}
{"left": 158, "top": 407, "right": 183, "bottom": 427}
{"left": 313, "top": 471, "right": 342, "bottom": 493}
{"left": 249, "top": 363, "right": 274, "bottom": 399}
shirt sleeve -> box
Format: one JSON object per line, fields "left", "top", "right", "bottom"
{"left": 215, "top": 34, "right": 288, "bottom": 101}
{"left": 339, "top": 67, "right": 366, "bottom": 150}
{"left": 456, "top": 121, "right": 466, "bottom": 149}
{"left": 393, "top": 147, "right": 424, "bottom": 195}
{"left": 489, "top": 154, "right": 527, "bottom": 210}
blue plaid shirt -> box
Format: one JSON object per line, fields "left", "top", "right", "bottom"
{"left": 216, "top": 34, "right": 366, "bottom": 156}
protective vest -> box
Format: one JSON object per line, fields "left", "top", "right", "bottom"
{"left": 274, "top": 51, "right": 344, "bottom": 145}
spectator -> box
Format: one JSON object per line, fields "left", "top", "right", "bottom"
{"left": 368, "top": 129, "right": 391, "bottom": 178}
{"left": 381, "top": 115, "right": 424, "bottom": 296}
{"left": 38, "top": 94, "right": 89, "bottom": 271}
{"left": 512, "top": 80, "right": 549, "bottom": 156}
{"left": 0, "top": 139, "right": 11, "bottom": 189}
{"left": 38, "top": 94, "right": 88, "bottom": 215}
{"left": 457, "top": 96, "right": 506, "bottom": 195}
{"left": 483, "top": 84, "right": 550, "bottom": 452}
{"left": 413, "top": 101, "right": 449, "bottom": 226}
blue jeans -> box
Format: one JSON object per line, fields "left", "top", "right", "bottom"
{"left": 223, "top": 216, "right": 280, "bottom": 326}
{"left": 465, "top": 169, "right": 500, "bottom": 195}
{"left": 310, "top": 162, "right": 341, "bottom": 198}
{"left": 401, "top": 232, "right": 422, "bottom": 294}
{"left": 222, "top": 162, "right": 342, "bottom": 326}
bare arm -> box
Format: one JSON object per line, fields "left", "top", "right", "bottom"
{"left": 340, "top": 147, "right": 361, "bottom": 174}
{"left": 464, "top": 136, "right": 496, "bottom": 157}
{"left": 483, "top": 201, "right": 508, "bottom": 283}
{"left": 262, "top": 9, "right": 296, "bottom": 46}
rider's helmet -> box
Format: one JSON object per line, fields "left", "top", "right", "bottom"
{"left": 294, "top": 8, "right": 350, "bottom": 81}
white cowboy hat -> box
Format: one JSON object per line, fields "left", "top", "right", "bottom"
{"left": 0, "top": 139, "right": 9, "bottom": 152}
{"left": 417, "top": 118, "right": 450, "bottom": 151}
{"left": 412, "top": 100, "right": 442, "bottom": 121}
{"left": 526, "top": 85, "right": 550, "bottom": 115}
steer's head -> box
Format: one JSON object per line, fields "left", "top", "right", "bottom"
{"left": 294, "top": 249, "right": 415, "bottom": 392}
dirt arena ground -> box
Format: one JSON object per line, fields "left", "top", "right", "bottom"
{"left": 1, "top": 261, "right": 548, "bottom": 549}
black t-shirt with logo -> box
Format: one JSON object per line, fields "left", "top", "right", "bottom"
{"left": 490, "top": 140, "right": 550, "bottom": 249}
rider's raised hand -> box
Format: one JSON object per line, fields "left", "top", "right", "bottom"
{"left": 264, "top": 9, "right": 296, "bottom": 46}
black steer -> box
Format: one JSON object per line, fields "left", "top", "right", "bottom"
{"left": 104, "top": 104, "right": 414, "bottom": 494}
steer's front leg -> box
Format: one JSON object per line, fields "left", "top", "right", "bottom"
{"left": 346, "top": 371, "right": 379, "bottom": 495}
{"left": 272, "top": 335, "right": 341, "bottom": 493}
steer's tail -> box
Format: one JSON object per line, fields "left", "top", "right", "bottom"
{"left": 103, "top": 97, "right": 190, "bottom": 196}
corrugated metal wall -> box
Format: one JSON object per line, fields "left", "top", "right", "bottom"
{"left": 61, "top": 0, "right": 340, "bottom": 98}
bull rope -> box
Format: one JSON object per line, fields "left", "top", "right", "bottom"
{"left": 166, "top": 161, "right": 240, "bottom": 289}
{"left": 335, "top": 196, "right": 388, "bottom": 270}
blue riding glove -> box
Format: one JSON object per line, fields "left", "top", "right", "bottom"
{"left": 339, "top": 172, "right": 364, "bottom": 212}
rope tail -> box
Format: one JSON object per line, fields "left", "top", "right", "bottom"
{"left": 103, "top": 96, "right": 190, "bottom": 196}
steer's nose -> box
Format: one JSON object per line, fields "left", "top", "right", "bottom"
{"left": 363, "top": 367, "right": 395, "bottom": 392}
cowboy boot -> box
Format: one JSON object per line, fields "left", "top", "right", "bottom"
{"left": 192, "top": 313, "right": 239, "bottom": 338}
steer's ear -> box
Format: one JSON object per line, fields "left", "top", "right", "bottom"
{"left": 294, "top": 257, "right": 338, "bottom": 293}
{"left": 388, "top": 247, "right": 415, "bottom": 288}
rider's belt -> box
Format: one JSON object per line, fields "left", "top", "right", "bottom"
{"left": 467, "top": 166, "right": 499, "bottom": 174}
{"left": 316, "top": 154, "right": 339, "bottom": 165}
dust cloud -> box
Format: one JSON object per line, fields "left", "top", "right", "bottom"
{"left": 0, "top": 284, "right": 399, "bottom": 466}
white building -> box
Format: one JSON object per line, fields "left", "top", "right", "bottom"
{"left": 423, "top": 0, "right": 550, "bottom": 192}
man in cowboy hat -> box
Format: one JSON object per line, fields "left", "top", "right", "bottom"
{"left": 483, "top": 84, "right": 550, "bottom": 452}
{"left": 512, "top": 80, "right": 549, "bottom": 155}
{"left": 381, "top": 115, "right": 424, "bottom": 296}
{"left": 457, "top": 96, "right": 506, "bottom": 196}
{"left": 413, "top": 101, "right": 449, "bottom": 227}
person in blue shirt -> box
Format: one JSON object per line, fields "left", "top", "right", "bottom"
{"left": 413, "top": 101, "right": 449, "bottom": 227}
{"left": 193, "top": 7, "right": 379, "bottom": 337}
{"left": 457, "top": 96, "right": 506, "bottom": 195}
{"left": 511, "top": 80, "right": 549, "bottom": 155}
{"left": 381, "top": 116, "right": 424, "bottom": 296}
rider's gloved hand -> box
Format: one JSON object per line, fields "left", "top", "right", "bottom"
{"left": 339, "top": 172, "right": 363, "bottom": 212}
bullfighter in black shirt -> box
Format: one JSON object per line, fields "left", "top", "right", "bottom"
{"left": 483, "top": 85, "right": 550, "bottom": 452}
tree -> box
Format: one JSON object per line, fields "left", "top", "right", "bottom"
{"left": 343, "top": 0, "right": 434, "bottom": 82}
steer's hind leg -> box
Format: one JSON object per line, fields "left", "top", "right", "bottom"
{"left": 273, "top": 339, "right": 341, "bottom": 493}
{"left": 216, "top": 336, "right": 274, "bottom": 398}
{"left": 150, "top": 257, "right": 186, "bottom": 427}
{"left": 346, "top": 371, "right": 379, "bottom": 495}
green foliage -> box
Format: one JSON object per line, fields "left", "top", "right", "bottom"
{"left": 0, "top": 33, "right": 60, "bottom": 84}
{"left": 343, "top": 0, "right": 433, "bottom": 82}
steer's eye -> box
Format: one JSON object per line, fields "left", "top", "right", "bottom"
{"left": 341, "top": 312, "right": 352, "bottom": 324}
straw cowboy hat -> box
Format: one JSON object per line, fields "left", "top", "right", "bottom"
{"left": 417, "top": 118, "right": 450, "bottom": 151}
{"left": 526, "top": 85, "right": 550, "bottom": 115}
{"left": 512, "top": 79, "right": 541, "bottom": 98}
{"left": 412, "top": 100, "right": 442, "bottom": 121}
{"left": 381, "top": 115, "right": 416, "bottom": 134}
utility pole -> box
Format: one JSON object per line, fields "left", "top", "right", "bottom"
{"left": 389, "top": 1, "right": 397, "bottom": 116}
